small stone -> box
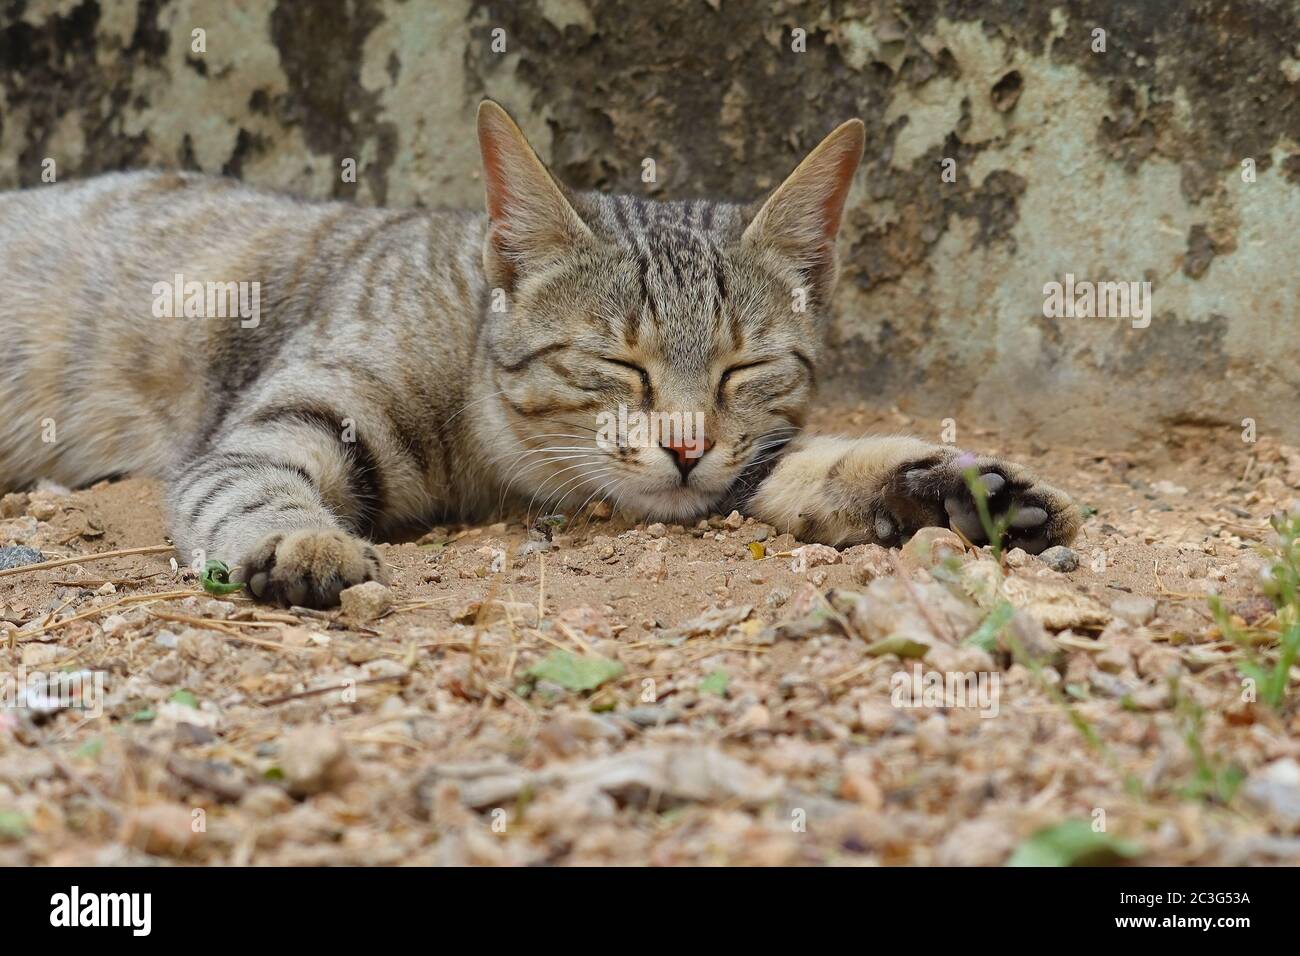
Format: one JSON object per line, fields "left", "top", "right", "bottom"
{"left": 178, "top": 628, "right": 225, "bottom": 665}
{"left": 1110, "top": 594, "right": 1157, "bottom": 625}
{"left": 28, "top": 500, "right": 57, "bottom": 521}
{"left": 635, "top": 551, "right": 668, "bottom": 582}
{"left": 0, "top": 493, "right": 29, "bottom": 518}
{"left": 0, "top": 546, "right": 42, "bottom": 571}
{"left": 765, "top": 588, "right": 790, "bottom": 608}
{"left": 790, "top": 544, "right": 841, "bottom": 572}
{"left": 849, "top": 544, "right": 892, "bottom": 584}
{"left": 1094, "top": 644, "right": 1133, "bottom": 675}
{"left": 723, "top": 510, "right": 744, "bottom": 530}
{"left": 21, "top": 643, "right": 62, "bottom": 668}
{"left": 1244, "top": 758, "right": 1300, "bottom": 833}
{"left": 621, "top": 705, "right": 680, "bottom": 728}
{"left": 280, "top": 725, "right": 356, "bottom": 797}
{"left": 899, "top": 527, "right": 965, "bottom": 569}
{"left": 1003, "top": 547, "right": 1030, "bottom": 568}
{"left": 1038, "top": 545, "right": 1079, "bottom": 572}
{"left": 475, "top": 546, "right": 506, "bottom": 573}
{"left": 587, "top": 500, "right": 613, "bottom": 520}
{"left": 147, "top": 653, "right": 184, "bottom": 684}
{"left": 646, "top": 522, "right": 667, "bottom": 538}
{"left": 100, "top": 614, "right": 130, "bottom": 636}
{"left": 339, "top": 581, "right": 393, "bottom": 622}
{"left": 119, "top": 804, "right": 199, "bottom": 857}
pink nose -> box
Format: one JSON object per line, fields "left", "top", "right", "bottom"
{"left": 661, "top": 437, "right": 713, "bottom": 478}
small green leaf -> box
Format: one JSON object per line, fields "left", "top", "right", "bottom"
{"left": 201, "top": 559, "right": 244, "bottom": 596}
{"left": 1007, "top": 820, "right": 1142, "bottom": 867}
{"left": 131, "top": 707, "right": 156, "bottom": 723}
{"left": 263, "top": 766, "right": 285, "bottom": 781}
{"left": 698, "top": 670, "right": 729, "bottom": 697}
{"left": 169, "top": 689, "right": 199, "bottom": 709}
{"left": 525, "top": 650, "right": 624, "bottom": 692}
{"left": 965, "top": 601, "right": 1014, "bottom": 652}
{"left": 74, "top": 738, "right": 103, "bottom": 760}
{"left": 0, "top": 811, "right": 28, "bottom": 841}
{"left": 863, "top": 634, "right": 930, "bottom": 659}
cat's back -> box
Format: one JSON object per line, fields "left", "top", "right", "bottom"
{"left": 0, "top": 170, "right": 485, "bottom": 491}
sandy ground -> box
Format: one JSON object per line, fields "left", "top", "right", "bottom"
{"left": 2, "top": 403, "right": 1300, "bottom": 866}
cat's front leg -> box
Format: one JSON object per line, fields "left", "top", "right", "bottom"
{"left": 166, "top": 407, "right": 388, "bottom": 607}
{"left": 744, "top": 434, "right": 1080, "bottom": 553}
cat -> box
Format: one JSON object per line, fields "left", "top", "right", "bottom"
{"left": 0, "top": 101, "right": 1079, "bottom": 607}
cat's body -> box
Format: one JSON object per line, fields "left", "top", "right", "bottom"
{"left": 0, "top": 103, "right": 1079, "bottom": 606}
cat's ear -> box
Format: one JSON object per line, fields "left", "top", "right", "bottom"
{"left": 742, "top": 119, "right": 865, "bottom": 303}
{"left": 477, "top": 100, "right": 592, "bottom": 292}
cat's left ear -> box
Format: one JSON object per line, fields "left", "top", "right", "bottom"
{"left": 742, "top": 119, "right": 865, "bottom": 304}
{"left": 477, "top": 100, "right": 593, "bottom": 292}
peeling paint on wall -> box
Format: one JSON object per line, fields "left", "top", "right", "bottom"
{"left": 2, "top": 0, "right": 1298, "bottom": 445}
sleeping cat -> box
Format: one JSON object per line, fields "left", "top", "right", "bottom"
{"left": 0, "top": 101, "right": 1079, "bottom": 607}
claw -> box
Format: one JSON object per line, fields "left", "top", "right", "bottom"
{"left": 944, "top": 496, "right": 985, "bottom": 543}
{"left": 1010, "top": 506, "right": 1049, "bottom": 528}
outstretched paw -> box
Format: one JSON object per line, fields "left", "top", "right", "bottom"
{"left": 233, "top": 528, "right": 388, "bottom": 608}
{"left": 880, "top": 451, "right": 1080, "bottom": 554}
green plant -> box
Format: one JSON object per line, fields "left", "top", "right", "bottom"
{"left": 961, "top": 466, "right": 1016, "bottom": 561}
{"left": 1211, "top": 509, "right": 1300, "bottom": 711}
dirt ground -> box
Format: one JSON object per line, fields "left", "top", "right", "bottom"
{"left": 2, "top": 403, "right": 1300, "bottom": 866}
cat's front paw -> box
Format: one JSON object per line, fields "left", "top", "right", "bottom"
{"left": 233, "top": 528, "right": 388, "bottom": 608}
{"left": 880, "top": 450, "right": 1080, "bottom": 555}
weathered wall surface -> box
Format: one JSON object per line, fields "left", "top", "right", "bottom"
{"left": 2, "top": 0, "right": 1298, "bottom": 446}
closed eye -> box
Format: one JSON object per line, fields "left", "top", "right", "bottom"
{"left": 717, "top": 358, "right": 776, "bottom": 404}
{"left": 601, "top": 357, "right": 653, "bottom": 401}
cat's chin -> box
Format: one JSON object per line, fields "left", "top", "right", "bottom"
{"left": 619, "top": 484, "right": 721, "bottom": 523}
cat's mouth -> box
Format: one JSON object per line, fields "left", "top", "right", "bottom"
{"left": 616, "top": 478, "right": 728, "bottom": 522}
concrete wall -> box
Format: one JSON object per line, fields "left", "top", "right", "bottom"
{"left": 3, "top": 0, "right": 1298, "bottom": 445}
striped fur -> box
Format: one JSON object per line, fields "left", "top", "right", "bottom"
{"left": 0, "top": 102, "right": 1078, "bottom": 606}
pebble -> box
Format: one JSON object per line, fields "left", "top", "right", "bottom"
{"left": 339, "top": 581, "right": 393, "bottom": 622}
{"left": 0, "top": 546, "right": 42, "bottom": 571}
{"left": 281, "top": 725, "right": 356, "bottom": 797}
{"left": 723, "top": 510, "right": 744, "bottom": 530}
{"left": 634, "top": 551, "right": 668, "bottom": 582}
{"left": 646, "top": 523, "right": 667, "bottom": 539}
{"left": 1110, "top": 594, "right": 1157, "bottom": 625}
{"left": 790, "top": 544, "right": 841, "bottom": 572}
{"left": 849, "top": 544, "right": 892, "bottom": 584}
{"left": 1037, "top": 545, "right": 1079, "bottom": 572}
{"left": 765, "top": 588, "right": 790, "bottom": 608}
{"left": 1244, "top": 758, "right": 1300, "bottom": 833}
{"left": 119, "top": 804, "right": 200, "bottom": 857}
{"left": 178, "top": 628, "right": 226, "bottom": 665}
{"left": 899, "top": 527, "right": 964, "bottom": 569}
{"left": 1003, "top": 547, "right": 1031, "bottom": 568}
{"left": 0, "top": 493, "right": 28, "bottom": 518}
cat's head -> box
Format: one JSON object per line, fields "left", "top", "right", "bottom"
{"left": 475, "top": 100, "right": 863, "bottom": 521}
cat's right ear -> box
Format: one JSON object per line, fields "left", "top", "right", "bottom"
{"left": 741, "top": 119, "right": 865, "bottom": 307}
{"left": 477, "top": 100, "right": 592, "bottom": 293}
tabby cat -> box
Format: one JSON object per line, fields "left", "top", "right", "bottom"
{"left": 0, "top": 101, "right": 1079, "bottom": 607}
